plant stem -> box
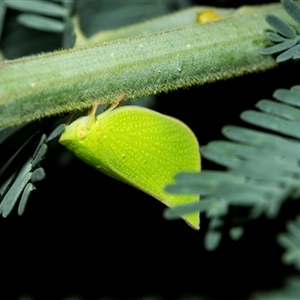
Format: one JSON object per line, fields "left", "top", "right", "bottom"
{"left": 0, "top": 3, "right": 295, "bottom": 129}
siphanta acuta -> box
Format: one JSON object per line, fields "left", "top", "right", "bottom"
{"left": 59, "top": 93, "right": 201, "bottom": 229}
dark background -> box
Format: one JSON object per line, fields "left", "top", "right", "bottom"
{"left": 1, "top": 1, "right": 300, "bottom": 299}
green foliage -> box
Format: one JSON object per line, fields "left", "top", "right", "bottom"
{"left": 278, "top": 214, "right": 300, "bottom": 270}
{"left": 4, "top": 0, "right": 68, "bottom": 33}
{"left": 0, "top": 122, "right": 65, "bottom": 217}
{"left": 1, "top": 0, "right": 300, "bottom": 299}
{"left": 260, "top": 0, "right": 300, "bottom": 62}
{"left": 0, "top": 0, "right": 74, "bottom": 220}
{"left": 165, "top": 85, "right": 300, "bottom": 250}
{"left": 165, "top": 0, "right": 300, "bottom": 255}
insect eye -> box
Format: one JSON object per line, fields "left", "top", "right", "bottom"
{"left": 77, "top": 130, "right": 87, "bottom": 140}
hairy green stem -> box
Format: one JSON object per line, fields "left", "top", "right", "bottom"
{"left": 0, "top": 3, "right": 296, "bottom": 129}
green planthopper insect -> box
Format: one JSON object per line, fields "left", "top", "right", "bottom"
{"left": 59, "top": 93, "right": 201, "bottom": 229}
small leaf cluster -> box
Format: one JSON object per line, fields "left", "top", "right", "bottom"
{"left": 278, "top": 214, "right": 300, "bottom": 270}
{"left": 260, "top": 0, "right": 300, "bottom": 62}
{"left": 165, "top": 85, "right": 300, "bottom": 250}
{"left": 0, "top": 123, "right": 65, "bottom": 217}
{"left": 2, "top": 0, "right": 75, "bottom": 49}
{"left": 4, "top": 0, "right": 70, "bottom": 33}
